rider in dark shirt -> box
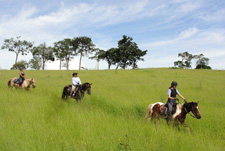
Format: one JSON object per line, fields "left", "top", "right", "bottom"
{"left": 167, "top": 81, "right": 187, "bottom": 124}
{"left": 19, "top": 68, "right": 26, "bottom": 86}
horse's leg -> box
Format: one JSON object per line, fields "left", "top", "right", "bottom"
{"left": 181, "top": 122, "right": 190, "bottom": 132}
{"left": 145, "top": 105, "right": 152, "bottom": 120}
{"left": 173, "top": 120, "right": 180, "bottom": 130}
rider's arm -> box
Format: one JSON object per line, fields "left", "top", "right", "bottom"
{"left": 78, "top": 77, "right": 81, "bottom": 85}
{"left": 168, "top": 94, "right": 174, "bottom": 100}
{"left": 178, "top": 94, "right": 185, "bottom": 100}
{"left": 176, "top": 89, "right": 185, "bottom": 100}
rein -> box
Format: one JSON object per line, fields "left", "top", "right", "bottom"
{"left": 184, "top": 107, "right": 197, "bottom": 119}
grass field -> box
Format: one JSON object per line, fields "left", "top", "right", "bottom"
{"left": 0, "top": 69, "right": 224, "bottom": 151}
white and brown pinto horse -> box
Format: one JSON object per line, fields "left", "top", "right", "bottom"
{"left": 145, "top": 102, "right": 201, "bottom": 130}
{"left": 8, "top": 77, "right": 36, "bottom": 90}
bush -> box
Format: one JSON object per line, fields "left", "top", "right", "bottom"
{"left": 11, "top": 60, "right": 29, "bottom": 70}
{"left": 195, "top": 64, "right": 212, "bottom": 69}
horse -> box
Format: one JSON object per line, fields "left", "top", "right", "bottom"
{"left": 145, "top": 101, "right": 201, "bottom": 130}
{"left": 8, "top": 77, "right": 36, "bottom": 90}
{"left": 61, "top": 82, "right": 92, "bottom": 102}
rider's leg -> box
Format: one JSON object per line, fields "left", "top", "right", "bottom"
{"left": 19, "top": 78, "right": 22, "bottom": 86}
{"left": 167, "top": 102, "right": 173, "bottom": 124}
{"left": 72, "top": 87, "right": 78, "bottom": 96}
{"left": 71, "top": 85, "right": 75, "bottom": 97}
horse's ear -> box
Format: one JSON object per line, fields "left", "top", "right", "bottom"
{"left": 90, "top": 83, "right": 92, "bottom": 85}
{"left": 197, "top": 101, "right": 199, "bottom": 104}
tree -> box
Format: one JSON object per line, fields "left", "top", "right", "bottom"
{"left": 53, "top": 39, "right": 73, "bottom": 70}
{"left": 89, "top": 48, "right": 105, "bottom": 70}
{"left": 117, "top": 35, "right": 147, "bottom": 69}
{"left": 194, "top": 54, "right": 211, "bottom": 69}
{"left": 174, "top": 60, "right": 184, "bottom": 68}
{"left": 29, "top": 57, "right": 41, "bottom": 70}
{"left": 174, "top": 51, "right": 193, "bottom": 68}
{"left": 1, "top": 36, "right": 33, "bottom": 64}
{"left": 32, "top": 43, "right": 55, "bottom": 70}
{"left": 72, "top": 37, "right": 95, "bottom": 70}
{"left": 11, "top": 60, "right": 29, "bottom": 70}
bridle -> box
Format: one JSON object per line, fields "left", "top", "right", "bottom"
{"left": 184, "top": 105, "right": 198, "bottom": 119}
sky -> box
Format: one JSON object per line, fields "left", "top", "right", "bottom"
{"left": 0, "top": 0, "right": 225, "bottom": 70}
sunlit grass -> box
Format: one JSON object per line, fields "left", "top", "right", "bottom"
{"left": 0, "top": 69, "right": 224, "bottom": 151}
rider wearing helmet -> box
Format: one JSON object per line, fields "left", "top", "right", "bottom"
{"left": 19, "top": 68, "right": 26, "bottom": 87}
{"left": 70, "top": 72, "right": 82, "bottom": 97}
{"left": 167, "top": 81, "right": 187, "bottom": 124}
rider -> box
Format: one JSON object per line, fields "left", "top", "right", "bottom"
{"left": 167, "top": 81, "right": 187, "bottom": 124}
{"left": 19, "top": 67, "right": 26, "bottom": 87}
{"left": 71, "top": 72, "right": 82, "bottom": 97}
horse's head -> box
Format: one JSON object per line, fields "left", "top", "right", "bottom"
{"left": 86, "top": 83, "right": 92, "bottom": 95}
{"left": 184, "top": 101, "right": 201, "bottom": 119}
{"left": 30, "top": 78, "right": 36, "bottom": 88}
{"left": 82, "top": 82, "right": 92, "bottom": 95}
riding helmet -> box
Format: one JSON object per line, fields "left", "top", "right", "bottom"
{"left": 72, "top": 72, "right": 78, "bottom": 76}
{"left": 171, "top": 81, "right": 178, "bottom": 87}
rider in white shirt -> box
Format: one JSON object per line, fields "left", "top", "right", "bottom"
{"left": 71, "top": 72, "right": 82, "bottom": 97}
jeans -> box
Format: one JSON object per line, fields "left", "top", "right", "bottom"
{"left": 19, "top": 77, "right": 24, "bottom": 85}
{"left": 167, "top": 99, "right": 176, "bottom": 119}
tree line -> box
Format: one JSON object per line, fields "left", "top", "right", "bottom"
{"left": 1, "top": 35, "right": 147, "bottom": 70}
{"left": 174, "top": 51, "right": 211, "bottom": 69}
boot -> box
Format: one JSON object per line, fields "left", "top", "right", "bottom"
{"left": 70, "top": 91, "right": 73, "bottom": 97}
{"left": 15, "top": 84, "right": 19, "bottom": 88}
{"left": 166, "top": 114, "right": 172, "bottom": 125}
{"left": 72, "top": 91, "right": 76, "bottom": 97}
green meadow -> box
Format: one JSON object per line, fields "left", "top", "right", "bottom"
{"left": 0, "top": 69, "right": 224, "bottom": 151}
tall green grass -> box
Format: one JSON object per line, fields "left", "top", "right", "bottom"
{"left": 0, "top": 69, "right": 224, "bottom": 151}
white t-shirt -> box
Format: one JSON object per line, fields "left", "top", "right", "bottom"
{"left": 72, "top": 77, "right": 81, "bottom": 86}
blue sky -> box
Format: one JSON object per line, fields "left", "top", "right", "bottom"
{"left": 0, "top": 0, "right": 225, "bottom": 69}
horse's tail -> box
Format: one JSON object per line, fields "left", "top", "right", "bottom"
{"left": 62, "top": 85, "right": 69, "bottom": 100}
{"left": 145, "top": 104, "right": 153, "bottom": 119}
{"left": 8, "top": 79, "right": 12, "bottom": 87}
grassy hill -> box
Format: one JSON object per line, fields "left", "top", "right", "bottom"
{"left": 0, "top": 69, "right": 224, "bottom": 151}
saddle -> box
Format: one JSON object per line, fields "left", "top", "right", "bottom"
{"left": 13, "top": 78, "right": 24, "bottom": 86}
{"left": 160, "top": 103, "right": 177, "bottom": 117}
{"left": 13, "top": 78, "right": 20, "bottom": 84}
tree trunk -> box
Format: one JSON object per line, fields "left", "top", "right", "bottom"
{"left": 132, "top": 62, "right": 136, "bottom": 69}
{"left": 79, "top": 53, "right": 82, "bottom": 70}
{"left": 108, "top": 63, "right": 111, "bottom": 70}
{"left": 43, "top": 43, "right": 46, "bottom": 70}
{"left": 43, "top": 60, "right": 45, "bottom": 70}
{"left": 59, "top": 59, "right": 62, "bottom": 70}
{"left": 116, "top": 63, "right": 119, "bottom": 70}
{"left": 15, "top": 53, "right": 19, "bottom": 64}
{"left": 67, "top": 59, "right": 69, "bottom": 70}
{"left": 97, "top": 61, "right": 99, "bottom": 70}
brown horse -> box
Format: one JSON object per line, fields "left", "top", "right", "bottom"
{"left": 8, "top": 77, "right": 36, "bottom": 90}
{"left": 62, "top": 82, "right": 92, "bottom": 102}
{"left": 145, "top": 101, "right": 201, "bottom": 130}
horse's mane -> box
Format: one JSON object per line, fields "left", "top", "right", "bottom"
{"left": 82, "top": 82, "right": 89, "bottom": 85}
{"left": 182, "top": 102, "right": 198, "bottom": 112}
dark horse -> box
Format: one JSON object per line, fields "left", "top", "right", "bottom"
{"left": 62, "top": 82, "right": 92, "bottom": 102}
{"left": 145, "top": 101, "right": 201, "bottom": 130}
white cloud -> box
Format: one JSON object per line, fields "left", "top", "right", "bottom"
{"left": 141, "top": 28, "right": 225, "bottom": 69}
{"left": 199, "top": 9, "right": 225, "bottom": 22}
{"left": 0, "top": 0, "right": 224, "bottom": 69}
{"left": 144, "top": 27, "right": 199, "bottom": 47}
